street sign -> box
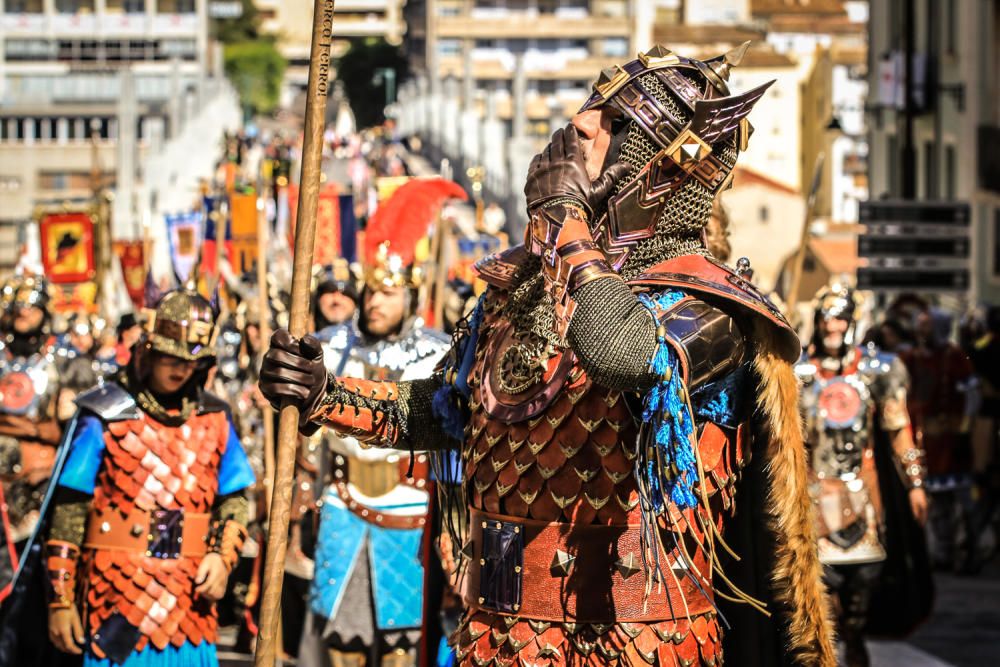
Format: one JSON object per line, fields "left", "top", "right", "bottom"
{"left": 857, "top": 268, "right": 969, "bottom": 291}
{"left": 859, "top": 200, "right": 971, "bottom": 226}
{"left": 857, "top": 200, "right": 971, "bottom": 292}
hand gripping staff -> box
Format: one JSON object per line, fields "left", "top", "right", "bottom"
{"left": 253, "top": 1, "right": 335, "bottom": 665}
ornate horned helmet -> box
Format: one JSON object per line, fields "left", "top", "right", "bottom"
{"left": 579, "top": 43, "right": 773, "bottom": 273}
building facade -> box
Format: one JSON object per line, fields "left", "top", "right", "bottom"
{"left": 0, "top": 0, "right": 238, "bottom": 266}
{"left": 867, "top": 0, "right": 1000, "bottom": 305}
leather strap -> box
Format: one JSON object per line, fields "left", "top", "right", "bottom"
{"left": 462, "top": 509, "right": 714, "bottom": 623}
{"left": 332, "top": 481, "right": 427, "bottom": 530}
{"left": 84, "top": 508, "right": 211, "bottom": 557}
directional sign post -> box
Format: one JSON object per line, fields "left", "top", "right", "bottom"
{"left": 857, "top": 200, "right": 970, "bottom": 292}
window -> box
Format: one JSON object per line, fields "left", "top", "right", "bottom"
{"left": 924, "top": 141, "right": 938, "bottom": 198}
{"left": 945, "top": 0, "right": 957, "bottom": 55}
{"left": 944, "top": 145, "right": 956, "bottom": 200}
{"left": 887, "top": 134, "right": 900, "bottom": 196}
{"left": 602, "top": 38, "right": 628, "bottom": 58}
{"left": 436, "top": 39, "right": 461, "bottom": 57}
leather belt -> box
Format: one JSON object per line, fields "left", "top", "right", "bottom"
{"left": 84, "top": 507, "right": 211, "bottom": 558}
{"left": 332, "top": 481, "right": 427, "bottom": 530}
{"left": 463, "top": 509, "right": 713, "bottom": 623}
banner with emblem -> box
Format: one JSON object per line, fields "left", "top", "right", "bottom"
{"left": 38, "top": 211, "right": 96, "bottom": 284}
{"left": 165, "top": 211, "right": 202, "bottom": 283}
{"left": 287, "top": 183, "right": 342, "bottom": 267}
{"left": 113, "top": 240, "right": 146, "bottom": 309}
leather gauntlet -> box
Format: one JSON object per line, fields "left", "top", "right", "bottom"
{"left": 899, "top": 446, "right": 927, "bottom": 489}
{"left": 308, "top": 377, "right": 407, "bottom": 448}
{"left": 527, "top": 202, "right": 618, "bottom": 338}
{"left": 208, "top": 520, "right": 248, "bottom": 573}
{"left": 45, "top": 540, "right": 80, "bottom": 609}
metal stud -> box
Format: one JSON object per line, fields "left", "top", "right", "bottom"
{"left": 550, "top": 549, "right": 575, "bottom": 577}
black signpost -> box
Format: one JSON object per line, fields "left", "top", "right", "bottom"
{"left": 857, "top": 200, "right": 970, "bottom": 292}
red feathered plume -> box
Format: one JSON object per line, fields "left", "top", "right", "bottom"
{"left": 364, "top": 178, "right": 468, "bottom": 266}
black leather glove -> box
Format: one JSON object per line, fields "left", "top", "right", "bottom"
{"left": 524, "top": 124, "right": 629, "bottom": 217}
{"left": 259, "top": 330, "right": 327, "bottom": 435}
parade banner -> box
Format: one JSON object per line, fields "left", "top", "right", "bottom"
{"left": 38, "top": 212, "right": 96, "bottom": 284}
{"left": 165, "top": 211, "right": 202, "bottom": 283}
{"left": 229, "top": 191, "right": 259, "bottom": 273}
{"left": 50, "top": 282, "right": 98, "bottom": 314}
{"left": 113, "top": 240, "right": 146, "bottom": 309}
{"left": 201, "top": 195, "right": 234, "bottom": 277}
{"left": 287, "top": 183, "right": 342, "bottom": 267}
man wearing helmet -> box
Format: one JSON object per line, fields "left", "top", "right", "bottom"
{"left": 18, "top": 289, "right": 257, "bottom": 666}
{"left": 313, "top": 260, "right": 361, "bottom": 339}
{"left": 262, "top": 45, "right": 834, "bottom": 666}
{"left": 0, "top": 275, "right": 72, "bottom": 600}
{"left": 288, "top": 185, "right": 454, "bottom": 667}
{"left": 796, "top": 283, "right": 928, "bottom": 667}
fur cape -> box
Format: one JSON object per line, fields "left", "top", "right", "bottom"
{"left": 718, "top": 319, "right": 836, "bottom": 667}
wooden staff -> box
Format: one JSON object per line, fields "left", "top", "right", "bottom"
{"left": 254, "top": 1, "right": 336, "bottom": 665}
{"left": 785, "top": 153, "right": 826, "bottom": 327}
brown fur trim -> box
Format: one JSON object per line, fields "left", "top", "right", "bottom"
{"left": 753, "top": 320, "right": 837, "bottom": 667}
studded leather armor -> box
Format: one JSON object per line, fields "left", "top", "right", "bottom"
{"left": 307, "top": 250, "right": 798, "bottom": 666}
{"left": 68, "top": 384, "right": 241, "bottom": 658}
{"left": 796, "top": 347, "right": 918, "bottom": 565}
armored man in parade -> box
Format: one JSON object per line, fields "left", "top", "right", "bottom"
{"left": 293, "top": 190, "right": 451, "bottom": 667}
{"left": 262, "top": 45, "right": 835, "bottom": 666}
{"left": 0, "top": 276, "right": 68, "bottom": 601}
{"left": 797, "top": 283, "right": 929, "bottom": 667}
{"left": 7, "top": 289, "right": 255, "bottom": 667}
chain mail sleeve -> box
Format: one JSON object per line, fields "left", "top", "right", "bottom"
{"left": 566, "top": 277, "right": 661, "bottom": 391}
{"left": 567, "top": 276, "right": 747, "bottom": 393}
{"left": 307, "top": 375, "right": 459, "bottom": 451}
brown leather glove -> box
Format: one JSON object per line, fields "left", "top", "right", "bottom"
{"left": 259, "top": 330, "right": 328, "bottom": 435}
{"left": 523, "top": 124, "right": 629, "bottom": 218}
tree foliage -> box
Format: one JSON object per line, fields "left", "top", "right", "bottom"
{"left": 225, "top": 41, "right": 286, "bottom": 117}
{"left": 336, "top": 39, "right": 410, "bottom": 128}
{"left": 214, "top": 0, "right": 285, "bottom": 117}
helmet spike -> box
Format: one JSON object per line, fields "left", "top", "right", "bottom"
{"left": 707, "top": 41, "right": 752, "bottom": 82}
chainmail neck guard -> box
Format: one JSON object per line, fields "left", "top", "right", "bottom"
{"left": 600, "top": 72, "right": 740, "bottom": 280}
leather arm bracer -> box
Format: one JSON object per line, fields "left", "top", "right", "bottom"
{"left": 45, "top": 540, "right": 80, "bottom": 609}
{"left": 309, "top": 377, "right": 410, "bottom": 449}
{"left": 208, "top": 520, "right": 248, "bottom": 573}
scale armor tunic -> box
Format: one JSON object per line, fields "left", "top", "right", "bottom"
{"left": 307, "top": 250, "right": 802, "bottom": 667}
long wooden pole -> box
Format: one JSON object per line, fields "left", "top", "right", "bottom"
{"left": 254, "top": 1, "right": 335, "bottom": 665}
{"left": 785, "top": 153, "right": 825, "bottom": 327}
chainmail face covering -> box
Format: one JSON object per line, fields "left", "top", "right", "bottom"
{"left": 611, "top": 72, "right": 740, "bottom": 280}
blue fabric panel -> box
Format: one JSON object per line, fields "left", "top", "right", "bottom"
{"left": 84, "top": 640, "right": 218, "bottom": 667}
{"left": 217, "top": 421, "right": 256, "bottom": 496}
{"left": 691, "top": 366, "right": 749, "bottom": 429}
{"left": 310, "top": 500, "right": 367, "bottom": 620}
{"left": 57, "top": 414, "right": 106, "bottom": 494}
{"left": 369, "top": 522, "right": 424, "bottom": 630}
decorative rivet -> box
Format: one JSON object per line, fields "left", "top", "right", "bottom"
{"left": 100, "top": 522, "right": 111, "bottom": 533}
{"left": 131, "top": 524, "right": 144, "bottom": 537}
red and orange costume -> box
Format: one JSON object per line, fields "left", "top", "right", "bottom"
{"left": 261, "top": 44, "right": 835, "bottom": 667}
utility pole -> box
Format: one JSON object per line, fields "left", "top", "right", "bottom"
{"left": 901, "top": 0, "right": 916, "bottom": 199}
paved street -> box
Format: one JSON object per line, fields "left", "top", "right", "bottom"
{"left": 867, "top": 561, "right": 1000, "bottom": 667}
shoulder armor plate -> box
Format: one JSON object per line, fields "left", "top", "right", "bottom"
{"left": 198, "top": 391, "right": 231, "bottom": 416}
{"left": 75, "top": 383, "right": 140, "bottom": 422}
{"left": 656, "top": 296, "right": 746, "bottom": 389}
{"left": 629, "top": 254, "right": 800, "bottom": 363}
{"left": 474, "top": 244, "right": 529, "bottom": 290}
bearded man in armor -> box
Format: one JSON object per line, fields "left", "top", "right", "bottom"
{"left": 288, "top": 203, "right": 451, "bottom": 667}
{"left": 797, "top": 282, "right": 929, "bottom": 667}
{"left": 262, "top": 44, "right": 834, "bottom": 667}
